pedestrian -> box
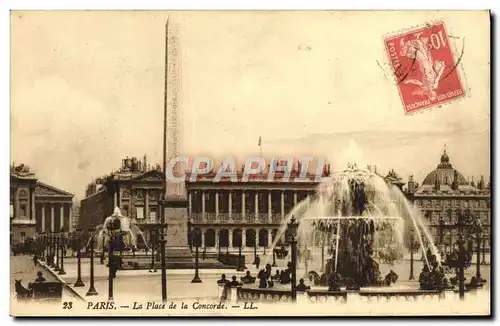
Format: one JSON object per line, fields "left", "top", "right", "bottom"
{"left": 255, "top": 255, "right": 260, "bottom": 270}
{"left": 35, "top": 271, "right": 46, "bottom": 283}
{"left": 33, "top": 253, "right": 38, "bottom": 266}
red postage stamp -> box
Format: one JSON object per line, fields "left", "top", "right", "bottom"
{"left": 384, "top": 22, "right": 465, "bottom": 114}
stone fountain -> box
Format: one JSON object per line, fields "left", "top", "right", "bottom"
{"left": 92, "top": 207, "right": 148, "bottom": 251}
{"left": 266, "top": 163, "right": 443, "bottom": 289}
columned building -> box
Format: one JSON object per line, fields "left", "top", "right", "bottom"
{"left": 80, "top": 156, "right": 331, "bottom": 252}
{"left": 79, "top": 156, "right": 164, "bottom": 244}
{"left": 81, "top": 156, "right": 430, "bottom": 254}
{"left": 406, "top": 149, "right": 491, "bottom": 253}
{"left": 187, "top": 173, "right": 318, "bottom": 252}
{"left": 10, "top": 163, "right": 74, "bottom": 244}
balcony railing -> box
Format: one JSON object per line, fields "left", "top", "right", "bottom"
{"left": 189, "top": 212, "right": 283, "bottom": 224}
{"left": 133, "top": 218, "right": 160, "bottom": 225}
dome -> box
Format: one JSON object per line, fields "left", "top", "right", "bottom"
{"left": 422, "top": 150, "right": 468, "bottom": 186}
{"left": 440, "top": 151, "right": 450, "bottom": 163}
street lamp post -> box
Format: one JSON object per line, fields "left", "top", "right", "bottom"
{"left": 108, "top": 232, "right": 115, "bottom": 301}
{"left": 439, "top": 218, "right": 445, "bottom": 246}
{"left": 287, "top": 216, "right": 299, "bottom": 302}
{"left": 150, "top": 229, "right": 157, "bottom": 273}
{"left": 40, "top": 232, "right": 46, "bottom": 261}
{"left": 58, "top": 228, "right": 66, "bottom": 275}
{"left": 253, "top": 235, "right": 257, "bottom": 264}
{"left": 320, "top": 235, "right": 325, "bottom": 272}
{"left": 74, "top": 228, "right": 85, "bottom": 287}
{"left": 191, "top": 229, "right": 202, "bottom": 283}
{"left": 45, "top": 233, "right": 49, "bottom": 262}
{"left": 107, "top": 214, "right": 121, "bottom": 301}
{"left": 159, "top": 210, "right": 168, "bottom": 303}
{"left": 218, "top": 231, "right": 221, "bottom": 261}
{"left": 100, "top": 236, "right": 105, "bottom": 265}
{"left": 49, "top": 232, "right": 55, "bottom": 268}
{"left": 86, "top": 227, "right": 98, "bottom": 296}
{"left": 43, "top": 233, "right": 47, "bottom": 261}
{"left": 237, "top": 230, "right": 244, "bottom": 272}
{"left": 481, "top": 236, "right": 486, "bottom": 265}
{"left": 456, "top": 235, "right": 466, "bottom": 300}
{"left": 272, "top": 247, "right": 277, "bottom": 267}
{"left": 475, "top": 233, "right": 481, "bottom": 281}
{"left": 472, "top": 218, "right": 483, "bottom": 282}
{"left": 409, "top": 229, "right": 415, "bottom": 280}
{"left": 54, "top": 233, "right": 60, "bottom": 271}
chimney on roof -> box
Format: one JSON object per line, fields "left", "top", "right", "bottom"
{"left": 143, "top": 154, "right": 147, "bottom": 172}
{"left": 408, "top": 175, "right": 415, "bottom": 193}
{"left": 479, "top": 175, "right": 485, "bottom": 190}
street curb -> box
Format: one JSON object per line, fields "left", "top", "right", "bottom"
{"left": 38, "top": 261, "right": 86, "bottom": 302}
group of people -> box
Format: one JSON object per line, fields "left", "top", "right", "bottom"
{"left": 419, "top": 248, "right": 485, "bottom": 291}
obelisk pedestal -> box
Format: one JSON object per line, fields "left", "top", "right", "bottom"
{"left": 162, "top": 198, "right": 194, "bottom": 267}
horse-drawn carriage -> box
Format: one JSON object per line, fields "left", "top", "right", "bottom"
{"left": 15, "top": 280, "right": 63, "bottom": 303}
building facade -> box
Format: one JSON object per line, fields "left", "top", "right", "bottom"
{"left": 406, "top": 149, "right": 491, "bottom": 253}
{"left": 186, "top": 171, "right": 320, "bottom": 251}
{"left": 80, "top": 156, "right": 164, "bottom": 243}
{"left": 79, "top": 156, "right": 333, "bottom": 250}
{"left": 10, "top": 163, "right": 74, "bottom": 244}
{"left": 80, "top": 153, "right": 490, "bottom": 254}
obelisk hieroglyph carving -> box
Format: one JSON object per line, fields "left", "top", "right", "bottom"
{"left": 162, "top": 19, "right": 190, "bottom": 254}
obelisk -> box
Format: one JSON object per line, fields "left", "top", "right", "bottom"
{"left": 162, "top": 18, "right": 192, "bottom": 265}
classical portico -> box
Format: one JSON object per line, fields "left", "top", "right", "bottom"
{"left": 10, "top": 163, "right": 74, "bottom": 245}
{"left": 187, "top": 181, "right": 316, "bottom": 252}
{"left": 35, "top": 182, "right": 74, "bottom": 233}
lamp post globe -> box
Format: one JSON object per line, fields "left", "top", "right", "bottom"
{"left": 54, "top": 232, "right": 60, "bottom": 271}
{"left": 58, "top": 227, "right": 67, "bottom": 275}
{"left": 409, "top": 228, "right": 415, "bottom": 280}
{"left": 191, "top": 228, "right": 202, "bottom": 283}
{"left": 73, "top": 228, "right": 85, "bottom": 287}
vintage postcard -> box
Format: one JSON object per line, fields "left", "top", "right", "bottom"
{"left": 10, "top": 10, "right": 491, "bottom": 317}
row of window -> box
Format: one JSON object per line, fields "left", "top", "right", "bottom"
{"left": 415, "top": 198, "right": 489, "bottom": 209}
{"left": 121, "top": 189, "right": 161, "bottom": 200}
{"left": 121, "top": 205, "right": 158, "bottom": 220}
{"left": 423, "top": 210, "right": 490, "bottom": 225}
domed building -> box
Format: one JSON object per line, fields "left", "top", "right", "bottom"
{"left": 406, "top": 148, "right": 491, "bottom": 256}
{"left": 421, "top": 150, "right": 469, "bottom": 188}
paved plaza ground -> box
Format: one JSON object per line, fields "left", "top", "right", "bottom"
{"left": 10, "top": 251, "right": 491, "bottom": 316}
{"left": 10, "top": 255, "right": 80, "bottom": 302}
{"left": 32, "top": 250, "right": 491, "bottom": 302}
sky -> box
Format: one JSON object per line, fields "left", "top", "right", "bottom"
{"left": 10, "top": 11, "right": 491, "bottom": 200}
